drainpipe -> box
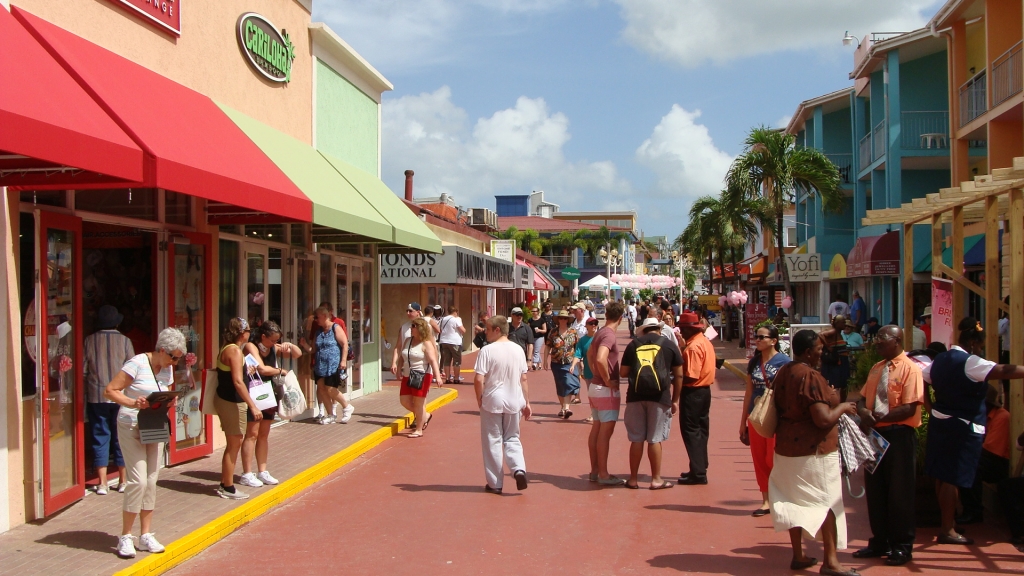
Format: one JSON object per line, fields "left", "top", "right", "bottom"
{"left": 404, "top": 170, "right": 414, "bottom": 202}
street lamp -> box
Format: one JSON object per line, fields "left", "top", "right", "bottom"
{"left": 671, "top": 250, "right": 685, "bottom": 303}
{"left": 599, "top": 245, "right": 623, "bottom": 299}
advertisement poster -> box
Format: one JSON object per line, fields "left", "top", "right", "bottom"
{"left": 744, "top": 303, "right": 769, "bottom": 358}
{"left": 931, "top": 278, "right": 953, "bottom": 349}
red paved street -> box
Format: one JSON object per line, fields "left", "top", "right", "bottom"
{"left": 171, "top": 328, "right": 1024, "bottom": 575}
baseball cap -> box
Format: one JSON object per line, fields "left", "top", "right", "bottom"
{"left": 571, "top": 302, "right": 587, "bottom": 310}
{"left": 407, "top": 302, "right": 421, "bottom": 312}
{"left": 511, "top": 307, "right": 524, "bottom": 315}
{"left": 585, "top": 317, "right": 599, "bottom": 326}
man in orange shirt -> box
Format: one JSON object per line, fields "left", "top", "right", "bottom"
{"left": 676, "top": 311, "right": 716, "bottom": 485}
{"left": 854, "top": 326, "right": 924, "bottom": 567}
{"left": 957, "top": 385, "right": 1010, "bottom": 525}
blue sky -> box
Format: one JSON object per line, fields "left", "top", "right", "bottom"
{"left": 314, "top": 0, "right": 944, "bottom": 238}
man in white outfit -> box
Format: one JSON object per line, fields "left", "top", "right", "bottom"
{"left": 474, "top": 315, "right": 533, "bottom": 494}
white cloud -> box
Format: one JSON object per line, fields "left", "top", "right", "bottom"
{"left": 382, "top": 87, "right": 632, "bottom": 209}
{"left": 615, "top": 0, "right": 936, "bottom": 67}
{"left": 635, "top": 105, "right": 734, "bottom": 204}
{"left": 314, "top": 0, "right": 569, "bottom": 72}
{"left": 776, "top": 114, "right": 793, "bottom": 129}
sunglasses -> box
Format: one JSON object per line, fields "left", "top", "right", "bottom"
{"left": 754, "top": 335, "right": 774, "bottom": 340}
{"left": 169, "top": 352, "right": 184, "bottom": 363}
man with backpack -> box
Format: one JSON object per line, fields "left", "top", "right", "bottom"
{"left": 676, "top": 311, "right": 716, "bottom": 485}
{"left": 619, "top": 317, "right": 684, "bottom": 489}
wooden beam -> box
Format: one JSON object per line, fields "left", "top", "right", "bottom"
{"left": 952, "top": 205, "right": 965, "bottom": 319}
{"left": 935, "top": 262, "right": 988, "bottom": 300}
{"left": 862, "top": 179, "right": 1024, "bottom": 227}
{"left": 985, "top": 196, "right": 1000, "bottom": 360}
{"left": 903, "top": 223, "right": 915, "bottom": 350}
{"left": 1010, "top": 188, "right": 1024, "bottom": 472}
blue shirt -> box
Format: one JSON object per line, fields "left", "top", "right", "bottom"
{"left": 746, "top": 352, "right": 791, "bottom": 414}
{"left": 849, "top": 297, "right": 866, "bottom": 326}
{"left": 574, "top": 335, "right": 594, "bottom": 379}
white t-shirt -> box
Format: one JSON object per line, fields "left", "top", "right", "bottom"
{"left": 438, "top": 315, "right": 464, "bottom": 345}
{"left": 117, "top": 353, "right": 174, "bottom": 425}
{"left": 920, "top": 345, "right": 997, "bottom": 384}
{"left": 827, "top": 301, "right": 849, "bottom": 319}
{"left": 474, "top": 340, "right": 528, "bottom": 414}
{"left": 999, "top": 317, "right": 1010, "bottom": 352}
{"left": 571, "top": 318, "right": 587, "bottom": 339}
{"left": 627, "top": 305, "right": 637, "bottom": 321}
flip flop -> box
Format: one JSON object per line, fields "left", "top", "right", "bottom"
{"left": 598, "top": 476, "right": 626, "bottom": 486}
{"left": 625, "top": 482, "right": 640, "bottom": 489}
{"left": 752, "top": 508, "right": 770, "bottom": 517}
{"left": 423, "top": 413, "right": 433, "bottom": 430}
{"left": 789, "top": 557, "right": 818, "bottom": 570}
{"left": 588, "top": 473, "right": 599, "bottom": 482}
{"left": 650, "top": 481, "right": 674, "bottom": 490}
{"left": 407, "top": 432, "right": 423, "bottom": 438}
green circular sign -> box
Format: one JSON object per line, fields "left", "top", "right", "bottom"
{"left": 560, "top": 267, "right": 581, "bottom": 280}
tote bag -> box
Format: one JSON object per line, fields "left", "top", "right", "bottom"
{"left": 747, "top": 358, "right": 778, "bottom": 438}
{"left": 277, "top": 371, "right": 307, "bottom": 420}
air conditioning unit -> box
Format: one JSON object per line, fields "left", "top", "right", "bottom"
{"left": 470, "top": 208, "right": 498, "bottom": 229}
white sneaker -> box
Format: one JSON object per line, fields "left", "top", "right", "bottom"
{"left": 319, "top": 414, "right": 335, "bottom": 425}
{"left": 116, "top": 534, "right": 136, "bottom": 558}
{"left": 238, "top": 472, "right": 263, "bottom": 488}
{"left": 95, "top": 485, "right": 108, "bottom": 496}
{"left": 216, "top": 485, "right": 250, "bottom": 500}
{"left": 257, "top": 471, "right": 279, "bottom": 485}
{"left": 339, "top": 405, "right": 355, "bottom": 424}
{"left": 116, "top": 483, "right": 127, "bottom": 493}
{"left": 138, "top": 533, "right": 165, "bottom": 553}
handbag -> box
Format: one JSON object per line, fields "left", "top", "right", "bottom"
{"left": 405, "top": 337, "right": 426, "bottom": 390}
{"left": 748, "top": 357, "right": 778, "bottom": 438}
{"left": 201, "top": 369, "right": 219, "bottom": 416}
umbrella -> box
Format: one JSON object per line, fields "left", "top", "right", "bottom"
{"left": 837, "top": 414, "right": 876, "bottom": 498}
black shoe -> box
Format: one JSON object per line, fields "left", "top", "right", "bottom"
{"left": 514, "top": 470, "right": 528, "bottom": 490}
{"left": 852, "top": 546, "right": 890, "bottom": 559}
{"left": 484, "top": 485, "right": 502, "bottom": 494}
{"left": 678, "top": 475, "right": 707, "bottom": 485}
{"left": 885, "top": 551, "right": 912, "bottom": 566}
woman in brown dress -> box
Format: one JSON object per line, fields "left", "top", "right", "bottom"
{"left": 769, "top": 329, "right": 859, "bottom": 576}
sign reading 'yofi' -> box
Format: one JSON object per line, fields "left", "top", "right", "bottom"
{"left": 237, "top": 13, "right": 295, "bottom": 83}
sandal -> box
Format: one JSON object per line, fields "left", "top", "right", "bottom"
{"left": 423, "top": 413, "right": 433, "bottom": 430}
{"left": 752, "top": 508, "right": 770, "bottom": 517}
{"left": 650, "top": 481, "right": 674, "bottom": 490}
{"left": 588, "top": 473, "right": 599, "bottom": 482}
{"left": 625, "top": 481, "right": 640, "bottom": 489}
{"left": 789, "top": 557, "right": 817, "bottom": 570}
{"left": 408, "top": 431, "right": 423, "bottom": 438}
{"left": 557, "top": 409, "right": 566, "bottom": 419}
{"left": 563, "top": 409, "right": 573, "bottom": 419}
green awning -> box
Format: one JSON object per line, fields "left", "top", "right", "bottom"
{"left": 216, "top": 102, "right": 393, "bottom": 244}
{"left": 914, "top": 233, "right": 984, "bottom": 273}
{"left": 320, "top": 152, "right": 442, "bottom": 254}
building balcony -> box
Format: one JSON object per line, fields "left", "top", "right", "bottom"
{"left": 992, "top": 41, "right": 1023, "bottom": 107}
{"left": 825, "top": 153, "right": 853, "bottom": 185}
{"left": 858, "top": 133, "right": 872, "bottom": 171}
{"left": 900, "top": 111, "right": 949, "bottom": 151}
{"left": 959, "top": 70, "right": 987, "bottom": 127}
{"left": 872, "top": 120, "right": 885, "bottom": 162}
{"left": 545, "top": 254, "right": 573, "bottom": 267}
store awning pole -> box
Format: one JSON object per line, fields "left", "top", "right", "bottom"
{"left": 903, "top": 222, "right": 914, "bottom": 350}
{"left": 985, "top": 196, "right": 1000, "bottom": 357}
{"left": 1010, "top": 188, "right": 1024, "bottom": 475}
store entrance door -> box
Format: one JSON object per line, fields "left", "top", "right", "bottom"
{"left": 36, "top": 210, "right": 85, "bottom": 516}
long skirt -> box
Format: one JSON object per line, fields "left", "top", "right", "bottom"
{"left": 769, "top": 451, "right": 847, "bottom": 550}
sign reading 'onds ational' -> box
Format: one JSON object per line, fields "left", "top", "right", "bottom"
{"left": 380, "top": 247, "right": 515, "bottom": 288}
{"left": 237, "top": 13, "right": 295, "bottom": 83}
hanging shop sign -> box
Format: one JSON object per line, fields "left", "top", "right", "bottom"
{"left": 784, "top": 253, "right": 822, "bottom": 282}
{"left": 515, "top": 264, "right": 535, "bottom": 290}
{"left": 560, "top": 267, "right": 581, "bottom": 281}
{"left": 380, "top": 247, "right": 514, "bottom": 288}
{"left": 107, "top": 0, "right": 181, "bottom": 36}
{"left": 237, "top": 13, "right": 295, "bottom": 83}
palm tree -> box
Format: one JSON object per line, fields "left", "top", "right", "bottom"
{"left": 678, "top": 195, "right": 726, "bottom": 292}
{"left": 726, "top": 127, "right": 842, "bottom": 301}
{"left": 548, "top": 229, "right": 590, "bottom": 264}
{"left": 496, "top": 226, "right": 546, "bottom": 256}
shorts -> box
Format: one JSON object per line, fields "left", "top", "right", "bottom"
{"left": 624, "top": 401, "right": 672, "bottom": 443}
{"left": 588, "top": 383, "right": 621, "bottom": 422}
{"left": 214, "top": 395, "right": 247, "bottom": 436}
{"left": 317, "top": 371, "right": 346, "bottom": 388}
{"left": 400, "top": 372, "right": 433, "bottom": 398}
{"left": 551, "top": 363, "right": 580, "bottom": 398}
{"left": 440, "top": 343, "right": 462, "bottom": 369}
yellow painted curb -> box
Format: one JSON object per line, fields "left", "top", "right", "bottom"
{"left": 722, "top": 360, "right": 747, "bottom": 381}
{"left": 114, "top": 388, "right": 459, "bottom": 576}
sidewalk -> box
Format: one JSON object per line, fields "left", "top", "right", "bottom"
{"left": 0, "top": 386, "right": 456, "bottom": 576}
{"left": 173, "top": 324, "right": 1022, "bottom": 575}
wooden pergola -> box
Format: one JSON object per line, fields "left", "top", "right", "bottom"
{"left": 864, "top": 158, "right": 1024, "bottom": 470}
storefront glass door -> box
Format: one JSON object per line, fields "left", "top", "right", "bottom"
{"left": 36, "top": 210, "right": 84, "bottom": 516}
{"left": 245, "top": 246, "right": 268, "bottom": 328}
{"left": 167, "top": 233, "right": 213, "bottom": 464}
{"left": 293, "top": 254, "right": 317, "bottom": 407}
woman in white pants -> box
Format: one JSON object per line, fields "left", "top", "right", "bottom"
{"left": 105, "top": 327, "right": 187, "bottom": 559}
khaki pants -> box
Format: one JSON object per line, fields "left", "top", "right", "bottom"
{"left": 118, "top": 420, "right": 162, "bottom": 514}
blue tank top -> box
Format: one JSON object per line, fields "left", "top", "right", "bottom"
{"left": 315, "top": 325, "right": 341, "bottom": 378}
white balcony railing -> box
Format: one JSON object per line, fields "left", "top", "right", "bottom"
{"left": 901, "top": 111, "right": 949, "bottom": 149}
{"left": 872, "top": 120, "right": 886, "bottom": 161}
{"left": 960, "top": 69, "right": 987, "bottom": 126}
{"left": 858, "top": 133, "right": 872, "bottom": 171}
{"left": 992, "top": 41, "right": 1023, "bottom": 107}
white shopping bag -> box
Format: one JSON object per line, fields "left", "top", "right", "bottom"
{"left": 277, "top": 371, "right": 307, "bottom": 420}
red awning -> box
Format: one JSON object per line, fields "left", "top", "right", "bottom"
{"left": 532, "top": 267, "right": 553, "bottom": 291}
{"left": 13, "top": 8, "right": 311, "bottom": 223}
{"left": 0, "top": 8, "right": 142, "bottom": 186}
{"left": 847, "top": 231, "right": 899, "bottom": 277}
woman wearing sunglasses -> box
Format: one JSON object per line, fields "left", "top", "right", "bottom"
{"left": 104, "top": 327, "right": 187, "bottom": 559}
{"left": 740, "top": 324, "right": 789, "bottom": 517}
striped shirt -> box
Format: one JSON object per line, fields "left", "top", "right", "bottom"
{"left": 83, "top": 330, "right": 135, "bottom": 404}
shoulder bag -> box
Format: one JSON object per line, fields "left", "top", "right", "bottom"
{"left": 748, "top": 357, "right": 778, "bottom": 438}
{"left": 406, "top": 337, "right": 426, "bottom": 390}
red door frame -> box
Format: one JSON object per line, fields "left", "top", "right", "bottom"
{"left": 37, "top": 210, "right": 85, "bottom": 516}
{"left": 165, "top": 231, "right": 215, "bottom": 464}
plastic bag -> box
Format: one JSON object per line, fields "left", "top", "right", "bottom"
{"left": 277, "top": 371, "right": 307, "bottom": 420}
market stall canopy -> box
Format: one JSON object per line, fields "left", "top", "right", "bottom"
{"left": 913, "top": 233, "right": 987, "bottom": 273}
{"left": 0, "top": 8, "right": 142, "bottom": 187}
{"left": 579, "top": 274, "right": 620, "bottom": 290}
{"left": 846, "top": 232, "right": 899, "bottom": 277}
{"left": 13, "top": 7, "right": 311, "bottom": 223}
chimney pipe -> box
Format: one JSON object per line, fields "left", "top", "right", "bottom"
{"left": 404, "top": 170, "right": 414, "bottom": 201}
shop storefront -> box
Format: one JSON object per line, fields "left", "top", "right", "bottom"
{"left": 846, "top": 232, "right": 900, "bottom": 325}
{"left": 0, "top": 2, "right": 439, "bottom": 529}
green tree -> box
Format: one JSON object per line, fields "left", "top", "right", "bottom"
{"left": 726, "top": 126, "right": 842, "bottom": 300}
{"left": 496, "top": 226, "right": 546, "bottom": 256}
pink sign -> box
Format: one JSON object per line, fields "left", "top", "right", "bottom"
{"left": 931, "top": 278, "right": 953, "bottom": 349}
{"left": 745, "top": 303, "right": 769, "bottom": 359}
{"left": 106, "top": 0, "right": 181, "bottom": 36}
